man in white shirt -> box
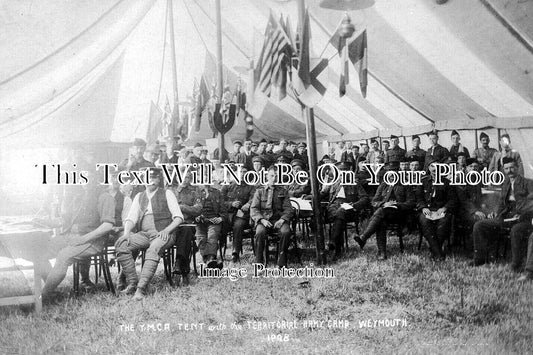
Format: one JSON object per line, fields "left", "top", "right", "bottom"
{"left": 114, "top": 168, "right": 184, "bottom": 300}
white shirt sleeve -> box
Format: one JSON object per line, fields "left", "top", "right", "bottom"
{"left": 165, "top": 189, "right": 184, "bottom": 221}
{"left": 121, "top": 196, "right": 133, "bottom": 226}
{"left": 125, "top": 193, "right": 141, "bottom": 225}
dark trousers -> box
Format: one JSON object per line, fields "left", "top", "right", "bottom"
{"left": 418, "top": 213, "right": 452, "bottom": 257}
{"left": 328, "top": 208, "right": 358, "bottom": 255}
{"left": 525, "top": 232, "right": 533, "bottom": 274}
{"left": 232, "top": 217, "right": 250, "bottom": 255}
{"left": 254, "top": 221, "right": 291, "bottom": 267}
{"left": 473, "top": 219, "right": 532, "bottom": 267}
{"left": 174, "top": 226, "right": 194, "bottom": 274}
{"left": 361, "top": 207, "right": 405, "bottom": 253}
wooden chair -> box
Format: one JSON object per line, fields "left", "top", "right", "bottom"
{"left": 72, "top": 246, "right": 114, "bottom": 296}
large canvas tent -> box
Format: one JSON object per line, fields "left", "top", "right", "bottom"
{"left": 1, "top": 0, "right": 532, "bottom": 175}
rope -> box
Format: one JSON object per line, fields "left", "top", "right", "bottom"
{"left": 156, "top": 0, "right": 170, "bottom": 105}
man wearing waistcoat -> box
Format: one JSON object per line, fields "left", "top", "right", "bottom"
{"left": 115, "top": 168, "right": 184, "bottom": 300}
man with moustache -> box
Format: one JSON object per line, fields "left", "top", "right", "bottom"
{"left": 472, "top": 132, "right": 497, "bottom": 169}
{"left": 471, "top": 158, "right": 533, "bottom": 271}
{"left": 115, "top": 168, "right": 184, "bottom": 299}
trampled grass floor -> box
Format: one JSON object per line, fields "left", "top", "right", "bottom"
{"left": 0, "top": 234, "right": 532, "bottom": 354}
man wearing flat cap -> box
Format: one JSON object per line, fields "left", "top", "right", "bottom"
{"left": 449, "top": 130, "right": 470, "bottom": 159}
{"left": 322, "top": 161, "right": 369, "bottom": 260}
{"left": 115, "top": 167, "right": 184, "bottom": 299}
{"left": 293, "top": 142, "right": 308, "bottom": 167}
{"left": 189, "top": 143, "right": 204, "bottom": 165}
{"left": 406, "top": 135, "right": 426, "bottom": 168}
{"left": 471, "top": 157, "right": 533, "bottom": 271}
{"left": 424, "top": 131, "right": 449, "bottom": 171}
{"left": 472, "top": 132, "right": 497, "bottom": 169}
{"left": 384, "top": 135, "right": 406, "bottom": 165}
{"left": 119, "top": 138, "right": 155, "bottom": 198}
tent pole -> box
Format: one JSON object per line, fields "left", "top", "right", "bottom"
{"left": 168, "top": 0, "right": 179, "bottom": 139}
{"left": 474, "top": 129, "right": 478, "bottom": 150}
{"left": 215, "top": 0, "right": 226, "bottom": 161}
{"left": 298, "top": 0, "right": 326, "bottom": 265}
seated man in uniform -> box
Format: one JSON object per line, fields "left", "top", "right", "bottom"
{"left": 416, "top": 159, "right": 457, "bottom": 260}
{"left": 455, "top": 158, "right": 485, "bottom": 252}
{"left": 41, "top": 171, "right": 115, "bottom": 297}
{"left": 172, "top": 171, "right": 202, "bottom": 285}
{"left": 221, "top": 167, "right": 255, "bottom": 263}
{"left": 471, "top": 158, "right": 533, "bottom": 271}
{"left": 115, "top": 168, "right": 183, "bottom": 299}
{"left": 354, "top": 162, "right": 415, "bottom": 260}
{"left": 195, "top": 182, "right": 226, "bottom": 269}
{"left": 250, "top": 166, "right": 294, "bottom": 267}
{"left": 322, "top": 162, "right": 369, "bottom": 260}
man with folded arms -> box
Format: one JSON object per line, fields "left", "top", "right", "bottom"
{"left": 471, "top": 158, "right": 533, "bottom": 271}
{"left": 115, "top": 167, "right": 183, "bottom": 300}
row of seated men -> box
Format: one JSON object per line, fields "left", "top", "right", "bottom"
{"left": 34, "top": 131, "right": 533, "bottom": 302}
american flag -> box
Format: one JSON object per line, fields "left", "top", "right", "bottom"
{"left": 255, "top": 13, "right": 293, "bottom": 98}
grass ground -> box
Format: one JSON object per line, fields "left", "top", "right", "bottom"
{"left": 0, "top": 233, "right": 532, "bottom": 354}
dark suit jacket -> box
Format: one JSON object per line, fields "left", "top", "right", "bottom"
{"left": 416, "top": 176, "right": 457, "bottom": 212}
{"left": 372, "top": 182, "right": 415, "bottom": 211}
{"left": 497, "top": 175, "right": 533, "bottom": 220}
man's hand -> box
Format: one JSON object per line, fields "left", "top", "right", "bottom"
{"left": 210, "top": 217, "right": 223, "bottom": 225}
{"left": 436, "top": 207, "right": 446, "bottom": 216}
{"left": 274, "top": 219, "right": 285, "bottom": 229}
{"left": 260, "top": 219, "right": 273, "bottom": 228}
{"left": 488, "top": 212, "right": 496, "bottom": 219}
{"left": 474, "top": 211, "right": 486, "bottom": 220}
{"left": 384, "top": 201, "right": 397, "bottom": 208}
{"left": 241, "top": 204, "right": 250, "bottom": 212}
{"left": 157, "top": 230, "right": 171, "bottom": 243}
{"left": 422, "top": 208, "right": 431, "bottom": 217}
{"left": 231, "top": 201, "right": 242, "bottom": 208}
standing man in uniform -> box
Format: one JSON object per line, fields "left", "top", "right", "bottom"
{"left": 472, "top": 132, "right": 498, "bottom": 170}
{"left": 424, "top": 131, "right": 449, "bottom": 171}
{"left": 384, "top": 135, "right": 406, "bottom": 165}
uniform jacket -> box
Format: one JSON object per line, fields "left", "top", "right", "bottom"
{"left": 324, "top": 181, "right": 369, "bottom": 211}
{"left": 424, "top": 145, "right": 450, "bottom": 170}
{"left": 384, "top": 146, "right": 407, "bottom": 164}
{"left": 372, "top": 181, "right": 415, "bottom": 211}
{"left": 416, "top": 176, "right": 457, "bottom": 212}
{"left": 250, "top": 185, "right": 293, "bottom": 223}
{"left": 489, "top": 150, "right": 524, "bottom": 176}
{"left": 221, "top": 182, "right": 255, "bottom": 218}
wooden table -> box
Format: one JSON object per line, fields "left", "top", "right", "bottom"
{"left": 0, "top": 219, "right": 52, "bottom": 312}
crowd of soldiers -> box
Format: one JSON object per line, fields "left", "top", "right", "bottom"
{"left": 34, "top": 129, "right": 533, "bottom": 301}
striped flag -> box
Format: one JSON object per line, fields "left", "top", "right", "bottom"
{"left": 330, "top": 27, "right": 368, "bottom": 98}
{"left": 191, "top": 76, "right": 210, "bottom": 132}
{"left": 255, "top": 13, "right": 293, "bottom": 98}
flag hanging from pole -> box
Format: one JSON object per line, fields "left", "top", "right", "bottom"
{"left": 329, "top": 26, "right": 368, "bottom": 98}
{"left": 297, "top": 8, "right": 312, "bottom": 89}
{"left": 255, "top": 12, "right": 293, "bottom": 98}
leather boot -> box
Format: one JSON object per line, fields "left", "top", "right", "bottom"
{"left": 117, "top": 255, "right": 138, "bottom": 289}
{"left": 376, "top": 229, "right": 387, "bottom": 260}
{"left": 426, "top": 235, "right": 445, "bottom": 260}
